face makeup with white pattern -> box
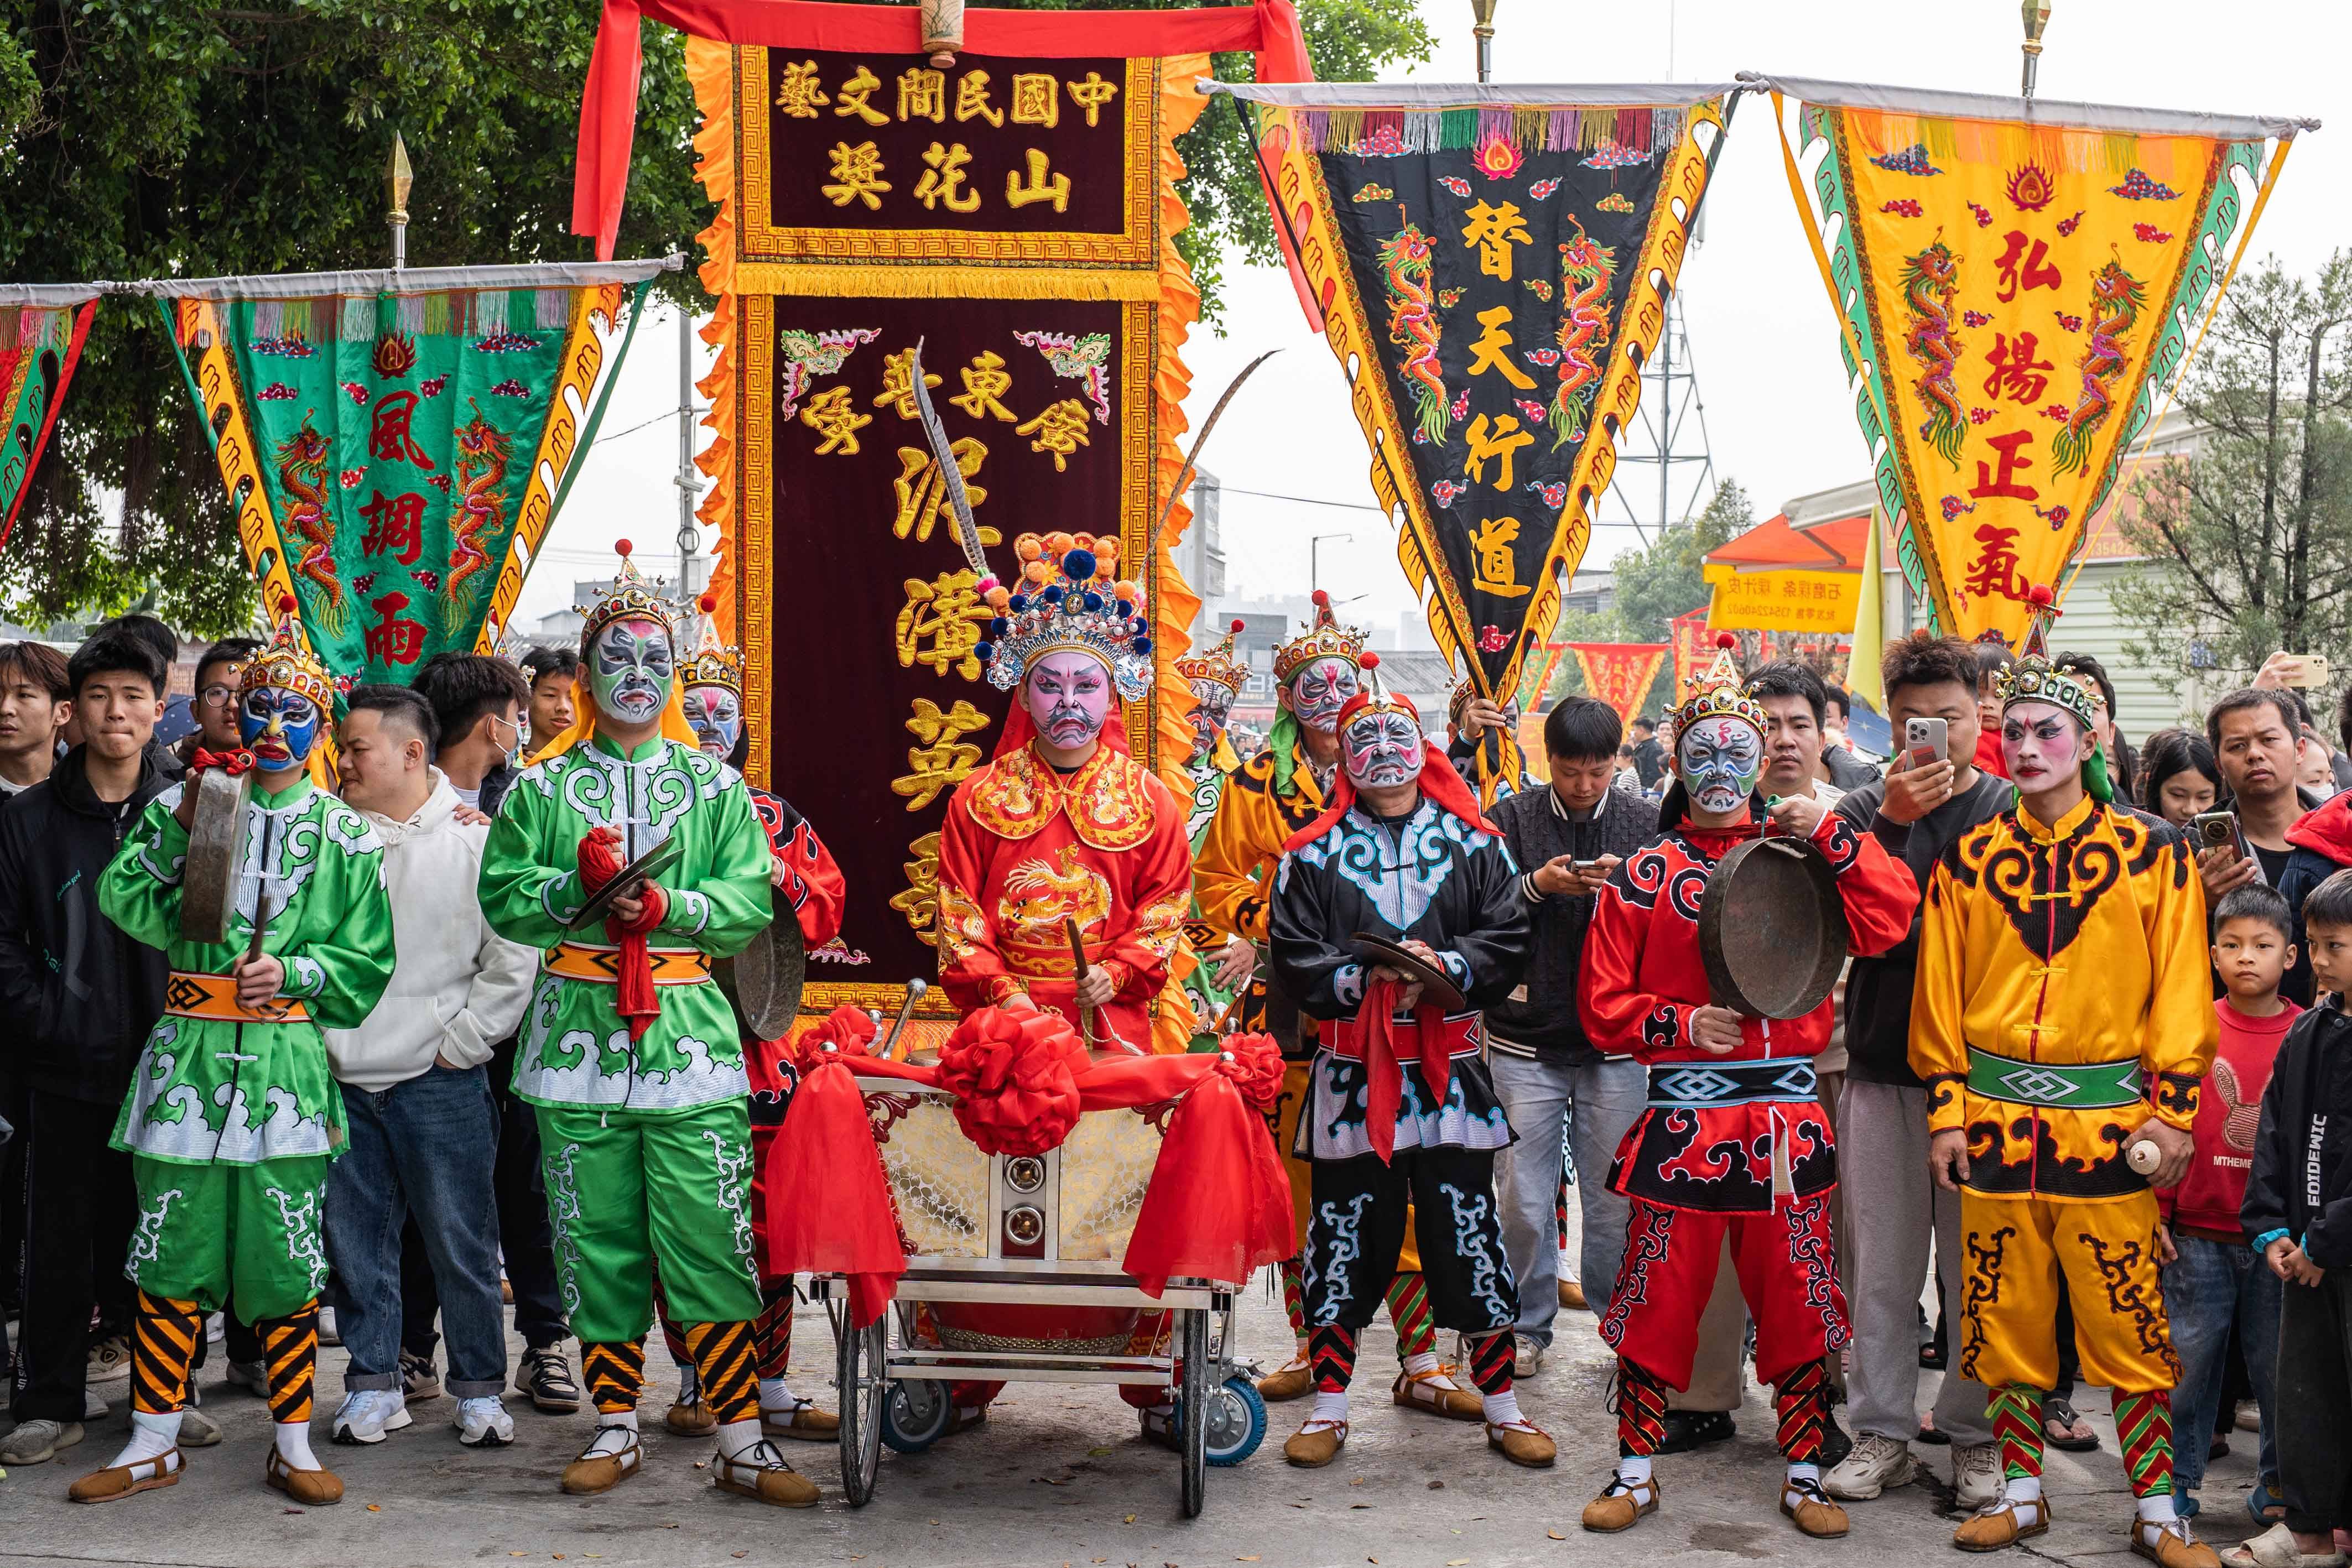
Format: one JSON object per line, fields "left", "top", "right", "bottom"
{"left": 1675, "top": 715, "right": 1763, "bottom": 815}
{"left": 588, "top": 617, "right": 675, "bottom": 726}
{"left": 683, "top": 683, "right": 742, "bottom": 760}
{"left": 1341, "top": 707, "right": 1425, "bottom": 791}
{"left": 1282, "top": 655, "right": 1359, "bottom": 735}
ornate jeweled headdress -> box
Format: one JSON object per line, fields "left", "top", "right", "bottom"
{"left": 243, "top": 591, "right": 341, "bottom": 710}
{"left": 1337, "top": 649, "right": 1420, "bottom": 728}
{"left": 581, "top": 537, "right": 674, "bottom": 647}
{"left": 1992, "top": 583, "right": 2099, "bottom": 727}
{"left": 976, "top": 531, "right": 1153, "bottom": 700}
{"left": 1175, "top": 617, "right": 1250, "bottom": 699}
{"left": 678, "top": 592, "right": 743, "bottom": 697}
{"left": 1272, "top": 590, "right": 1368, "bottom": 686}
{"left": 1661, "top": 634, "right": 1766, "bottom": 752}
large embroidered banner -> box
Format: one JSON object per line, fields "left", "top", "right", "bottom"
{"left": 677, "top": 5, "right": 1307, "bottom": 1047}
{"left": 1217, "top": 81, "right": 1732, "bottom": 791}
{"left": 1668, "top": 605, "right": 1717, "bottom": 696}
{"left": 1756, "top": 75, "right": 2307, "bottom": 645}
{"left": 0, "top": 289, "right": 97, "bottom": 555}
{"left": 1566, "top": 641, "right": 1668, "bottom": 725}
{"left": 149, "top": 261, "right": 669, "bottom": 680}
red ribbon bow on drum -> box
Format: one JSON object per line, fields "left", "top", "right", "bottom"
{"left": 576, "top": 826, "right": 669, "bottom": 1043}
{"left": 1357, "top": 975, "right": 1455, "bottom": 1165}
{"left": 188, "top": 747, "right": 255, "bottom": 778}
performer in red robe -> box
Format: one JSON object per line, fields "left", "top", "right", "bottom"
{"left": 1576, "top": 643, "right": 1918, "bottom": 1540}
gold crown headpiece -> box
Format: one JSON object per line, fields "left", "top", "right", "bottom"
{"left": 1272, "top": 590, "right": 1368, "bottom": 685}
{"left": 242, "top": 591, "right": 342, "bottom": 711}
{"left": 977, "top": 532, "right": 1153, "bottom": 701}
{"left": 1660, "top": 637, "right": 1766, "bottom": 752}
{"left": 678, "top": 593, "right": 743, "bottom": 698}
{"left": 581, "top": 538, "right": 674, "bottom": 647}
{"left": 1175, "top": 618, "right": 1250, "bottom": 699}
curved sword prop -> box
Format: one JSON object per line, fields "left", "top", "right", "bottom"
{"left": 908, "top": 338, "right": 991, "bottom": 578}
{"left": 1149, "top": 348, "right": 1281, "bottom": 549}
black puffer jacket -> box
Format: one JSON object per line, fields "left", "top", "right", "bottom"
{"left": 2244, "top": 997, "right": 2352, "bottom": 1264}
{"left": 0, "top": 746, "right": 173, "bottom": 1105}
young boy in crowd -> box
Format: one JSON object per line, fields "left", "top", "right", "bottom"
{"left": 2244, "top": 870, "right": 2352, "bottom": 1561}
{"left": 2160, "top": 885, "right": 2294, "bottom": 1524}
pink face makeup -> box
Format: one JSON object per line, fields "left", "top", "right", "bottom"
{"left": 1286, "top": 655, "right": 1360, "bottom": 734}
{"left": 1341, "top": 708, "right": 1425, "bottom": 790}
{"left": 1026, "top": 650, "right": 1112, "bottom": 748}
{"left": 2001, "top": 699, "right": 2088, "bottom": 790}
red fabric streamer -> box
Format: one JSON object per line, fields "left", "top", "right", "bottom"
{"left": 570, "top": 0, "right": 1317, "bottom": 262}
{"left": 785, "top": 1003, "right": 878, "bottom": 1074}
{"left": 1350, "top": 975, "right": 1452, "bottom": 1165}
{"left": 187, "top": 748, "right": 255, "bottom": 778}
{"left": 577, "top": 826, "right": 667, "bottom": 1043}
{"left": 761, "top": 1053, "right": 907, "bottom": 1326}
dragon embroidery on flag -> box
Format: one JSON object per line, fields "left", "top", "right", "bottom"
{"left": 1378, "top": 219, "right": 1449, "bottom": 445}
{"left": 1012, "top": 330, "right": 1113, "bottom": 425}
{"left": 776, "top": 326, "right": 880, "bottom": 419}
{"left": 2052, "top": 257, "right": 2147, "bottom": 477}
{"left": 277, "top": 415, "right": 346, "bottom": 634}
{"left": 1548, "top": 216, "right": 1618, "bottom": 450}
{"left": 1901, "top": 239, "right": 1967, "bottom": 468}
{"left": 443, "top": 404, "right": 512, "bottom": 635}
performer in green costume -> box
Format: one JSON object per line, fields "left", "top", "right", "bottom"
{"left": 72, "top": 595, "right": 393, "bottom": 1509}
{"left": 477, "top": 541, "right": 810, "bottom": 1508}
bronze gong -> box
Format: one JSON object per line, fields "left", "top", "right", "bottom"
{"left": 179, "top": 766, "right": 252, "bottom": 945}
{"left": 1696, "top": 834, "right": 1848, "bottom": 1020}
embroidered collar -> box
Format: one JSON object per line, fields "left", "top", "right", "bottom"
{"left": 961, "top": 741, "right": 1159, "bottom": 851}
{"left": 2016, "top": 793, "right": 2098, "bottom": 845}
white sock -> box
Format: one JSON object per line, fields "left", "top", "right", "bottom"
{"left": 1481, "top": 1390, "right": 1524, "bottom": 1426}
{"left": 596, "top": 1408, "right": 639, "bottom": 1431}
{"left": 274, "top": 1420, "right": 320, "bottom": 1471}
{"left": 2137, "top": 1492, "right": 2179, "bottom": 1524}
{"left": 715, "top": 1416, "right": 766, "bottom": 1462}
{"left": 1308, "top": 1389, "right": 1349, "bottom": 1428}
{"left": 1786, "top": 1462, "right": 1821, "bottom": 1488}
{"left": 758, "top": 1377, "right": 806, "bottom": 1413}
{"left": 108, "top": 1409, "right": 181, "bottom": 1467}
{"left": 1402, "top": 1350, "right": 1440, "bottom": 1377}
{"left": 1616, "top": 1454, "right": 1654, "bottom": 1487}
{"left": 2006, "top": 1474, "right": 2043, "bottom": 1504}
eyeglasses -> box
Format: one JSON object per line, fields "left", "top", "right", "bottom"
{"left": 199, "top": 683, "right": 237, "bottom": 707}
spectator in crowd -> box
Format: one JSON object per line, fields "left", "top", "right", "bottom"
{"left": 86, "top": 616, "right": 188, "bottom": 786}
{"left": 0, "top": 640, "right": 68, "bottom": 796}
{"left": 412, "top": 653, "right": 530, "bottom": 815}
{"left": 2055, "top": 652, "right": 2136, "bottom": 803}
{"left": 184, "top": 638, "right": 261, "bottom": 764}
{"left": 2138, "top": 729, "right": 2223, "bottom": 830}
{"left": 1482, "top": 697, "right": 1651, "bottom": 1374}
{"left": 2160, "top": 883, "right": 2292, "bottom": 1527}
{"left": 1747, "top": 661, "right": 1844, "bottom": 829}
{"left": 1973, "top": 645, "right": 2012, "bottom": 780}
{"left": 2241, "top": 869, "right": 2352, "bottom": 1565}
{"left": 2296, "top": 723, "right": 2342, "bottom": 796}
{"left": 519, "top": 647, "right": 578, "bottom": 763}
{"left": 1818, "top": 685, "right": 1877, "bottom": 789}
{"left": 0, "top": 629, "right": 194, "bottom": 1466}
{"left": 323, "top": 686, "right": 536, "bottom": 1450}
{"left": 2279, "top": 678, "right": 2352, "bottom": 1011}
{"left": 2207, "top": 687, "right": 2318, "bottom": 1004}
{"left": 1614, "top": 742, "right": 1642, "bottom": 795}
{"left": 1628, "top": 715, "right": 1666, "bottom": 791}
{"left": 1824, "top": 634, "right": 2012, "bottom": 1509}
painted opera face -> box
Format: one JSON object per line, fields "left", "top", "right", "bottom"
{"left": 2001, "top": 699, "right": 2093, "bottom": 793}
{"left": 1341, "top": 706, "right": 1425, "bottom": 791}
{"left": 1025, "top": 649, "right": 1112, "bottom": 749}
{"left": 1283, "top": 655, "right": 1359, "bottom": 734}
{"left": 239, "top": 685, "right": 321, "bottom": 773}
{"left": 1675, "top": 715, "right": 1763, "bottom": 815}
{"left": 589, "top": 617, "right": 675, "bottom": 727}
{"left": 684, "top": 683, "right": 743, "bottom": 761}
{"left": 1187, "top": 676, "right": 1236, "bottom": 758}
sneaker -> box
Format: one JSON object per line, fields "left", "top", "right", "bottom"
{"left": 317, "top": 1307, "right": 340, "bottom": 1347}
{"left": 455, "top": 1396, "right": 516, "bottom": 1448}
{"left": 332, "top": 1388, "right": 414, "bottom": 1445}
{"left": 1512, "top": 1333, "right": 1545, "bottom": 1379}
{"left": 1952, "top": 1441, "right": 2001, "bottom": 1510}
{"left": 178, "top": 1403, "right": 223, "bottom": 1448}
{"left": 1824, "top": 1432, "right": 1915, "bottom": 1500}
{"left": 86, "top": 1335, "right": 131, "bottom": 1384}
{"left": 82, "top": 1388, "right": 110, "bottom": 1421}
{"left": 516, "top": 1345, "right": 579, "bottom": 1414}
{"left": 0, "top": 1417, "right": 83, "bottom": 1465}
{"left": 400, "top": 1350, "right": 442, "bottom": 1403}
{"left": 223, "top": 1358, "right": 268, "bottom": 1396}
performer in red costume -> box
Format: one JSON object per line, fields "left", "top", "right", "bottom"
{"left": 1578, "top": 642, "right": 1918, "bottom": 1540}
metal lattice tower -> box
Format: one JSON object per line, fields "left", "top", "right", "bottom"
{"left": 1598, "top": 287, "right": 1717, "bottom": 548}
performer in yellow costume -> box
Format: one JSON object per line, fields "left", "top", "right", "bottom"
{"left": 1910, "top": 599, "right": 2216, "bottom": 1568}
{"left": 1193, "top": 592, "right": 1475, "bottom": 1422}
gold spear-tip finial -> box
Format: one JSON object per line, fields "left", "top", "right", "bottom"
{"left": 2020, "top": 1, "right": 2052, "bottom": 100}
{"left": 388, "top": 132, "right": 413, "bottom": 224}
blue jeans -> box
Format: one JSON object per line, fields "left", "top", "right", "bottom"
{"left": 1488, "top": 1051, "right": 1647, "bottom": 1348}
{"left": 326, "top": 1065, "right": 508, "bottom": 1398}
{"left": 2161, "top": 1232, "right": 2280, "bottom": 1498}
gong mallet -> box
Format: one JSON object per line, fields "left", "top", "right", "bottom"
{"left": 880, "top": 977, "right": 927, "bottom": 1061}
{"left": 1065, "top": 916, "right": 1100, "bottom": 1048}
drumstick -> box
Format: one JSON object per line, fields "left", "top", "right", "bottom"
{"left": 1065, "top": 917, "right": 1098, "bottom": 1048}
{"left": 880, "top": 978, "right": 926, "bottom": 1061}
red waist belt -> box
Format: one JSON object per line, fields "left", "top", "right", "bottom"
{"left": 1324, "top": 978, "right": 1479, "bottom": 1165}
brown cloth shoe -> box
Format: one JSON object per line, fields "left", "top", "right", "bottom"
{"left": 762, "top": 1402, "right": 839, "bottom": 1442}
{"left": 1781, "top": 1478, "right": 1849, "bottom": 1538}
{"left": 1558, "top": 1278, "right": 1589, "bottom": 1311}
{"left": 1487, "top": 1419, "right": 1557, "bottom": 1468}
{"left": 2132, "top": 1517, "right": 2222, "bottom": 1568}
{"left": 1954, "top": 1494, "right": 2052, "bottom": 1551}
{"left": 1283, "top": 1420, "right": 1347, "bottom": 1468}
{"left": 66, "top": 1447, "right": 181, "bottom": 1504}
{"left": 714, "top": 1441, "right": 820, "bottom": 1508}
{"left": 560, "top": 1428, "right": 644, "bottom": 1495}
{"left": 1392, "top": 1365, "right": 1482, "bottom": 1422}
{"left": 264, "top": 1447, "right": 344, "bottom": 1507}
{"left": 1257, "top": 1358, "right": 1313, "bottom": 1403}
{"left": 1582, "top": 1473, "right": 1661, "bottom": 1533}
{"left": 665, "top": 1395, "right": 717, "bottom": 1436}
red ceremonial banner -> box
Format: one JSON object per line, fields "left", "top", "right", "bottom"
{"left": 1668, "top": 606, "right": 1716, "bottom": 696}
{"left": 1566, "top": 642, "right": 1669, "bottom": 725}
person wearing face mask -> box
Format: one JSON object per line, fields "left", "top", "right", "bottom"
{"left": 933, "top": 530, "right": 1193, "bottom": 1439}
{"left": 71, "top": 596, "right": 396, "bottom": 1508}
{"left": 1174, "top": 619, "right": 1251, "bottom": 1046}
{"left": 1265, "top": 651, "right": 1543, "bottom": 1473}
{"left": 1911, "top": 595, "right": 2218, "bottom": 1565}
{"left": 477, "top": 543, "right": 808, "bottom": 1509}
{"left": 1576, "top": 639, "right": 1918, "bottom": 1541}
{"left": 1196, "top": 597, "right": 1477, "bottom": 1421}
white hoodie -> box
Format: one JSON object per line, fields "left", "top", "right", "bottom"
{"left": 323, "top": 770, "right": 537, "bottom": 1092}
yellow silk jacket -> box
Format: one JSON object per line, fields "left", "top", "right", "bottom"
{"left": 1909, "top": 794, "right": 2215, "bottom": 1202}
{"left": 1192, "top": 741, "right": 1329, "bottom": 945}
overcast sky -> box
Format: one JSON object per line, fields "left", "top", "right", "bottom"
{"left": 524, "top": 0, "right": 2350, "bottom": 635}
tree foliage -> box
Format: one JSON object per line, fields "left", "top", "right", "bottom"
{"left": 2114, "top": 253, "right": 2352, "bottom": 688}
{"left": 0, "top": 0, "right": 1427, "bottom": 636}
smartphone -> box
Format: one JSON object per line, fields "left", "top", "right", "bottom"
{"left": 2193, "top": 810, "right": 2238, "bottom": 850}
{"left": 2285, "top": 654, "right": 2333, "bottom": 689}
{"left": 1903, "top": 716, "right": 1948, "bottom": 770}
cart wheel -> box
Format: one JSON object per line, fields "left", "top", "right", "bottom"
{"left": 836, "top": 1315, "right": 884, "bottom": 1506}
{"left": 1198, "top": 1375, "right": 1267, "bottom": 1467}
{"left": 1178, "top": 1307, "right": 1210, "bottom": 1517}
{"left": 881, "top": 1377, "right": 952, "bottom": 1454}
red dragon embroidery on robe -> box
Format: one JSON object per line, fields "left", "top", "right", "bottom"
{"left": 1548, "top": 216, "right": 1618, "bottom": 450}
{"left": 441, "top": 402, "right": 512, "bottom": 635}
{"left": 1378, "top": 219, "right": 1449, "bottom": 445}
{"left": 1901, "top": 239, "right": 1966, "bottom": 468}
{"left": 275, "top": 416, "right": 344, "bottom": 635}
{"left": 2052, "top": 256, "right": 2147, "bottom": 477}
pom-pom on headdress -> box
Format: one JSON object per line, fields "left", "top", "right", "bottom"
{"left": 1661, "top": 632, "right": 1766, "bottom": 752}
{"left": 678, "top": 592, "right": 743, "bottom": 698}
{"left": 1174, "top": 617, "right": 1250, "bottom": 699}
{"left": 242, "top": 592, "right": 341, "bottom": 711}
{"left": 1333, "top": 649, "right": 1421, "bottom": 732}
{"left": 1272, "top": 589, "right": 1368, "bottom": 686}
{"left": 1992, "top": 584, "right": 2098, "bottom": 729}
{"left": 581, "top": 537, "right": 674, "bottom": 648}
{"left": 977, "top": 532, "right": 1152, "bottom": 701}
